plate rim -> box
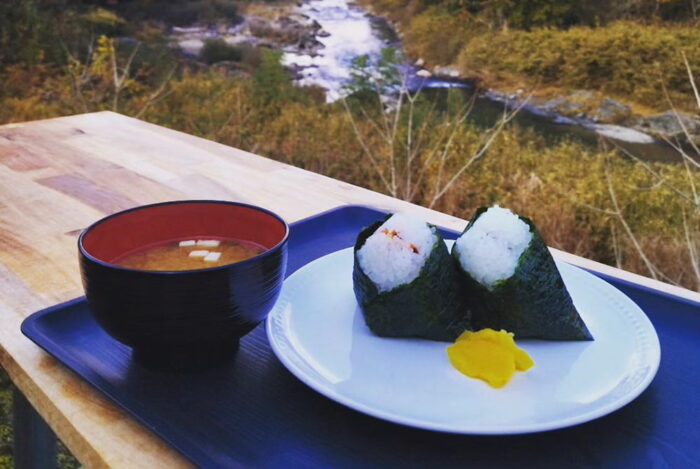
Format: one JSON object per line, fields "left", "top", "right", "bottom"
{"left": 266, "top": 247, "right": 661, "bottom": 435}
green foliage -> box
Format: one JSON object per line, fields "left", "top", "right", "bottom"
{"left": 466, "top": 0, "right": 580, "bottom": 29}
{"left": 57, "top": 440, "right": 81, "bottom": 469}
{"left": 80, "top": 8, "right": 128, "bottom": 36}
{"left": 370, "top": 0, "right": 700, "bottom": 26}
{"left": 344, "top": 47, "right": 403, "bottom": 100}
{"left": 0, "top": 368, "right": 80, "bottom": 468}
{"left": 457, "top": 21, "right": 700, "bottom": 110}
{"left": 200, "top": 38, "right": 244, "bottom": 63}
{"left": 253, "top": 49, "right": 294, "bottom": 105}
{"left": 114, "top": 0, "right": 240, "bottom": 26}
{"left": 0, "top": 369, "right": 12, "bottom": 469}
{"left": 365, "top": 0, "right": 476, "bottom": 66}
{"left": 0, "top": 0, "right": 73, "bottom": 67}
{"left": 368, "top": 0, "right": 700, "bottom": 111}
{"left": 345, "top": 54, "right": 374, "bottom": 96}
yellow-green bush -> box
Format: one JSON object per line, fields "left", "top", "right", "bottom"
{"left": 402, "top": 7, "right": 475, "bottom": 66}
{"left": 458, "top": 21, "right": 700, "bottom": 110}
{"left": 365, "top": 0, "right": 700, "bottom": 112}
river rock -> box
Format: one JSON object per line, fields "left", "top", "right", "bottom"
{"left": 416, "top": 69, "right": 431, "bottom": 78}
{"left": 569, "top": 90, "right": 595, "bottom": 100}
{"left": 543, "top": 97, "right": 583, "bottom": 115}
{"left": 286, "top": 13, "right": 311, "bottom": 24}
{"left": 595, "top": 98, "right": 631, "bottom": 124}
{"left": 298, "top": 34, "right": 324, "bottom": 52}
{"left": 172, "top": 26, "right": 207, "bottom": 34}
{"left": 317, "top": 29, "right": 331, "bottom": 37}
{"left": 178, "top": 38, "right": 205, "bottom": 55}
{"left": 415, "top": 58, "right": 425, "bottom": 67}
{"left": 433, "top": 65, "right": 460, "bottom": 78}
{"left": 635, "top": 111, "right": 700, "bottom": 143}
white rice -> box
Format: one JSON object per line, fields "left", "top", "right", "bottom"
{"left": 455, "top": 206, "right": 532, "bottom": 290}
{"left": 357, "top": 213, "right": 436, "bottom": 293}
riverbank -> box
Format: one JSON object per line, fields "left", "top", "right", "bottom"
{"left": 172, "top": 4, "right": 326, "bottom": 59}
{"left": 360, "top": 0, "right": 700, "bottom": 145}
{"left": 162, "top": 0, "right": 691, "bottom": 151}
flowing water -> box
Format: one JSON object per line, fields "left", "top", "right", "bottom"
{"left": 282, "top": 0, "right": 682, "bottom": 162}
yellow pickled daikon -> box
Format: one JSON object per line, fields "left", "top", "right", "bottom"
{"left": 447, "top": 328, "right": 534, "bottom": 388}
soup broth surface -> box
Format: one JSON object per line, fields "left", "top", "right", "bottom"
{"left": 115, "top": 238, "right": 264, "bottom": 271}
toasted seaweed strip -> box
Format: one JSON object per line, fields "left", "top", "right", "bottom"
{"left": 452, "top": 208, "right": 593, "bottom": 341}
{"left": 353, "top": 217, "right": 471, "bottom": 342}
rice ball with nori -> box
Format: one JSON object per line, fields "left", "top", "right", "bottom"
{"left": 452, "top": 206, "right": 593, "bottom": 341}
{"left": 353, "top": 213, "right": 471, "bottom": 341}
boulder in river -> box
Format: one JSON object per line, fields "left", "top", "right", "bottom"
{"left": 286, "top": 13, "right": 311, "bottom": 24}
{"left": 298, "top": 33, "right": 325, "bottom": 52}
{"left": 568, "top": 90, "right": 595, "bottom": 100}
{"left": 595, "top": 98, "right": 631, "bottom": 124}
{"left": 635, "top": 111, "right": 700, "bottom": 144}
{"left": 433, "top": 65, "right": 460, "bottom": 78}
{"left": 542, "top": 97, "right": 584, "bottom": 115}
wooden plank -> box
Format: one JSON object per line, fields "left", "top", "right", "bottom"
{"left": 0, "top": 111, "right": 697, "bottom": 469}
{"left": 37, "top": 174, "right": 139, "bottom": 215}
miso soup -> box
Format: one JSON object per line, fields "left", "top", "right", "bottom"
{"left": 114, "top": 238, "right": 265, "bottom": 271}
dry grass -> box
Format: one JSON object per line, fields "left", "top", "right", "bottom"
{"left": 1, "top": 32, "right": 697, "bottom": 291}
{"left": 239, "top": 2, "right": 295, "bottom": 21}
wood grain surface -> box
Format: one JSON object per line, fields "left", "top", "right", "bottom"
{"left": 0, "top": 111, "right": 697, "bottom": 468}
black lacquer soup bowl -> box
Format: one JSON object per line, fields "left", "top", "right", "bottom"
{"left": 78, "top": 200, "right": 289, "bottom": 370}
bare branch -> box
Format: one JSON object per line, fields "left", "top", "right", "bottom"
{"left": 682, "top": 210, "right": 700, "bottom": 290}
{"left": 683, "top": 51, "right": 700, "bottom": 110}
{"left": 428, "top": 94, "right": 529, "bottom": 207}
{"left": 604, "top": 168, "right": 677, "bottom": 284}
{"left": 660, "top": 80, "right": 700, "bottom": 165}
{"left": 612, "top": 140, "right": 697, "bottom": 205}
{"left": 357, "top": 104, "right": 392, "bottom": 143}
{"left": 659, "top": 134, "right": 700, "bottom": 170}
{"left": 610, "top": 221, "right": 623, "bottom": 269}
{"left": 134, "top": 66, "right": 175, "bottom": 119}
{"left": 404, "top": 87, "right": 416, "bottom": 200}
{"left": 341, "top": 97, "right": 393, "bottom": 195}
{"left": 682, "top": 154, "right": 700, "bottom": 209}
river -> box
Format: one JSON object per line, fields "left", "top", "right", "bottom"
{"left": 281, "top": 0, "right": 682, "bottom": 162}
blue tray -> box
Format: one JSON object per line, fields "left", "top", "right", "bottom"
{"left": 22, "top": 205, "right": 700, "bottom": 468}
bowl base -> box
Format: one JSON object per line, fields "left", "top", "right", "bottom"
{"left": 133, "top": 339, "right": 240, "bottom": 372}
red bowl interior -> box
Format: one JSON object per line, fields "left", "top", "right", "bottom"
{"left": 81, "top": 202, "right": 287, "bottom": 264}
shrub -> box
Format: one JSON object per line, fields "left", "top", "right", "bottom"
{"left": 114, "top": 0, "right": 240, "bottom": 27}
{"left": 403, "top": 7, "right": 474, "bottom": 65}
{"left": 457, "top": 21, "right": 700, "bottom": 110}
{"left": 80, "top": 8, "right": 127, "bottom": 36}
{"left": 200, "top": 39, "right": 243, "bottom": 64}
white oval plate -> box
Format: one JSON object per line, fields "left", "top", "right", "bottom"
{"left": 266, "top": 244, "right": 660, "bottom": 434}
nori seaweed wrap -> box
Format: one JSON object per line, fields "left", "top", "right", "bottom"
{"left": 353, "top": 214, "right": 471, "bottom": 341}
{"left": 452, "top": 207, "right": 593, "bottom": 341}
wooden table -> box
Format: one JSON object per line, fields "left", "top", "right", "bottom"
{"left": 1, "top": 111, "right": 697, "bottom": 468}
